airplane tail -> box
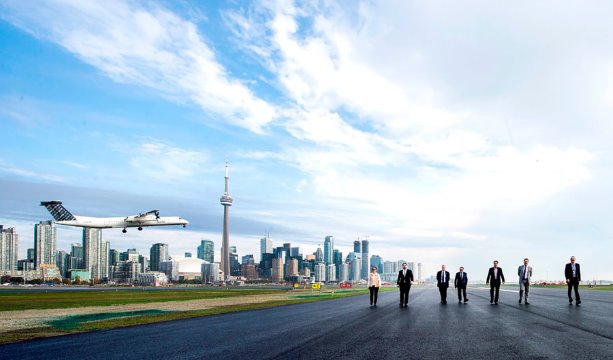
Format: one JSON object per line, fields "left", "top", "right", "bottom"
{"left": 40, "top": 201, "right": 76, "bottom": 221}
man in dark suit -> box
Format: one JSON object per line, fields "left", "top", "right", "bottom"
{"left": 436, "top": 264, "right": 450, "bottom": 304}
{"left": 486, "top": 260, "right": 505, "bottom": 304}
{"left": 565, "top": 256, "right": 581, "bottom": 306}
{"left": 397, "top": 262, "right": 413, "bottom": 307}
{"left": 454, "top": 266, "right": 468, "bottom": 303}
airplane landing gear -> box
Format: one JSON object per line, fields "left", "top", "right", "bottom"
{"left": 183, "top": 224, "right": 186, "bottom": 228}
{"left": 138, "top": 227, "right": 143, "bottom": 231}
{"left": 122, "top": 228, "right": 127, "bottom": 233}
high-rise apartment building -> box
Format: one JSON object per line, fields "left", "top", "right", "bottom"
{"left": 271, "top": 258, "right": 283, "bottom": 283}
{"left": 314, "top": 262, "right": 326, "bottom": 282}
{"left": 326, "top": 264, "right": 336, "bottom": 282}
{"left": 150, "top": 243, "right": 169, "bottom": 272}
{"left": 0, "top": 226, "right": 18, "bottom": 273}
{"left": 197, "top": 240, "right": 214, "bottom": 263}
{"left": 285, "top": 258, "right": 298, "bottom": 278}
{"left": 323, "top": 236, "right": 334, "bottom": 265}
{"left": 34, "top": 221, "right": 56, "bottom": 269}
{"left": 83, "top": 228, "right": 107, "bottom": 280}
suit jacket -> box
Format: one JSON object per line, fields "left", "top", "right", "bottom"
{"left": 436, "top": 270, "right": 450, "bottom": 288}
{"left": 565, "top": 263, "right": 581, "bottom": 281}
{"left": 397, "top": 269, "right": 414, "bottom": 285}
{"left": 486, "top": 267, "right": 505, "bottom": 284}
{"left": 517, "top": 265, "right": 533, "bottom": 283}
{"left": 454, "top": 271, "right": 468, "bottom": 288}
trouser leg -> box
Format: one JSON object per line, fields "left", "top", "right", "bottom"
{"left": 494, "top": 284, "right": 500, "bottom": 302}
{"left": 369, "top": 287, "right": 374, "bottom": 304}
{"left": 457, "top": 287, "right": 462, "bottom": 301}
{"left": 399, "top": 288, "right": 404, "bottom": 304}
{"left": 524, "top": 281, "right": 529, "bottom": 301}
{"left": 573, "top": 281, "right": 580, "bottom": 301}
{"left": 462, "top": 287, "right": 467, "bottom": 301}
{"left": 567, "top": 282, "right": 573, "bottom": 301}
{"left": 405, "top": 286, "right": 410, "bottom": 304}
{"left": 373, "top": 287, "right": 379, "bottom": 304}
{"left": 490, "top": 283, "right": 495, "bottom": 301}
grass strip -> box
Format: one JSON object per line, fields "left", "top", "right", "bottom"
{"left": 0, "top": 290, "right": 366, "bottom": 345}
{"left": 0, "top": 289, "right": 283, "bottom": 311}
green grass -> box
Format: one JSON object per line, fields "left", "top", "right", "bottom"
{"left": 0, "top": 288, "right": 367, "bottom": 345}
{"left": 0, "top": 288, "right": 283, "bottom": 311}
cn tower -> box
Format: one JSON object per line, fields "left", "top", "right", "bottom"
{"left": 220, "top": 161, "right": 233, "bottom": 280}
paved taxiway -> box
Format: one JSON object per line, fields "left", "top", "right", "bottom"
{"left": 1, "top": 287, "right": 611, "bottom": 359}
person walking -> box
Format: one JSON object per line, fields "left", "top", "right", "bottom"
{"left": 368, "top": 266, "right": 382, "bottom": 307}
{"left": 454, "top": 266, "right": 469, "bottom": 303}
{"left": 436, "top": 265, "right": 450, "bottom": 304}
{"left": 565, "top": 256, "right": 581, "bottom": 306}
{"left": 486, "top": 260, "right": 505, "bottom": 305}
{"left": 396, "top": 262, "right": 414, "bottom": 307}
{"left": 518, "top": 258, "right": 532, "bottom": 304}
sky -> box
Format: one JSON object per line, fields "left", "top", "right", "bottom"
{"left": 1, "top": 0, "right": 613, "bottom": 281}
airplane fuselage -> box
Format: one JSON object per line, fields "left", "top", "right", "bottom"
{"left": 56, "top": 215, "right": 189, "bottom": 229}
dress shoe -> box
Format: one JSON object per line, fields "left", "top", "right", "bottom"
{"left": 490, "top": 300, "right": 493, "bottom": 304}
{"left": 495, "top": 302, "right": 498, "bottom": 305}
{"left": 519, "top": 299, "right": 522, "bottom": 304}
{"left": 464, "top": 299, "right": 468, "bottom": 303}
{"left": 577, "top": 300, "right": 581, "bottom": 305}
{"left": 525, "top": 301, "right": 530, "bottom": 305}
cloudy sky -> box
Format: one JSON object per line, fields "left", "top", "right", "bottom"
{"left": 1, "top": 0, "right": 612, "bottom": 281}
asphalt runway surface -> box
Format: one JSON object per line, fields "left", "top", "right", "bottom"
{"left": 1, "top": 287, "right": 612, "bottom": 359}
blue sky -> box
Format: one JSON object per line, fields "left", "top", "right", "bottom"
{"left": 1, "top": 0, "right": 613, "bottom": 281}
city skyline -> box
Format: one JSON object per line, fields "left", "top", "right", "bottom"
{"left": 2, "top": 1, "right": 613, "bottom": 280}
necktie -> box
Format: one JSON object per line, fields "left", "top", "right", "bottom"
{"left": 461, "top": 272, "right": 463, "bottom": 281}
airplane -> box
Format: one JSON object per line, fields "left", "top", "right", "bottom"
{"left": 40, "top": 200, "right": 189, "bottom": 233}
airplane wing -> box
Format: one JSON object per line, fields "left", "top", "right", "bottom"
{"left": 139, "top": 210, "right": 160, "bottom": 218}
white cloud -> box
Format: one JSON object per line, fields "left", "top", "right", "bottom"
{"left": 1, "top": 0, "right": 276, "bottom": 133}
{"left": 119, "top": 140, "right": 209, "bottom": 182}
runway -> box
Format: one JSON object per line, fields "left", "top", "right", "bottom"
{"left": 1, "top": 287, "right": 611, "bottom": 359}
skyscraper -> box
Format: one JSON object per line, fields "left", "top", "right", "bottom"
{"left": 197, "top": 240, "right": 214, "bottom": 263}
{"left": 0, "top": 226, "right": 18, "bottom": 273}
{"left": 323, "top": 236, "right": 334, "bottom": 265}
{"left": 100, "top": 241, "right": 110, "bottom": 280}
{"left": 150, "top": 243, "right": 169, "bottom": 272}
{"left": 34, "top": 220, "right": 56, "bottom": 269}
{"left": 314, "top": 262, "right": 326, "bottom": 282}
{"left": 220, "top": 161, "right": 233, "bottom": 280}
{"left": 314, "top": 246, "right": 323, "bottom": 262}
{"left": 361, "top": 239, "right": 369, "bottom": 280}
{"left": 260, "top": 236, "right": 272, "bottom": 260}
{"left": 83, "top": 228, "right": 103, "bottom": 280}
{"left": 70, "top": 242, "right": 83, "bottom": 269}
{"left": 370, "top": 255, "right": 383, "bottom": 274}
{"left": 353, "top": 240, "right": 361, "bottom": 253}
